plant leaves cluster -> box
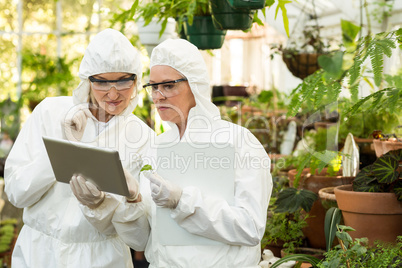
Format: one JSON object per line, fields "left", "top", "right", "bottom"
{"left": 287, "top": 20, "right": 402, "bottom": 118}
{"left": 262, "top": 198, "right": 308, "bottom": 253}
{"left": 110, "top": 0, "right": 294, "bottom": 38}
{"left": 271, "top": 224, "right": 402, "bottom": 268}
{"left": 318, "top": 226, "right": 402, "bottom": 268}
{"left": 352, "top": 149, "right": 402, "bottom": 201}
{"left": 0, "top": 219, "right": 17, "bottom": 254}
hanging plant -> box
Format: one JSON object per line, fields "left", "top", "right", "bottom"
{"left": 282, "top": 24, "right": 331, "bottom": 79}
{"left": 183, "top": 16, "right": 227, "bottom": 50}
{"left": 286, "top": 20, "right": 402, "bottom": 118}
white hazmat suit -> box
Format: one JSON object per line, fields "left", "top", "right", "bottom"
{"left": 4, "top": 28, "right": 153, "bottom": 268}
{"left": 143, "top": 38, "right": 272, "bottom": 268}
{"left": 90, "top": 38, "right": 273, "bottom": 267}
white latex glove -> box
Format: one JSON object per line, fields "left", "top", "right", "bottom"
{"left": 143, "top": 170, "right": 182, "bottom": 209}
{"left": 70, "top": 175, "right": 105, "bottom": 209}
{"left": 63, "top": 105, "right": 92, "bottom": 142}
{"left": 123, "top": 168, "right": 141, "bottom": 202}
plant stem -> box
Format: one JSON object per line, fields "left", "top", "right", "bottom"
{"left": 338, "top": 237, "right": 351, "bottom": 268}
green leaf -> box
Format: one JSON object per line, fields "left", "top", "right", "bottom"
{"left": 325, "top": 207, "right": 342, "bottom": 251}
{"left": 275, "top": 0, "right": 292, "bottom": 37}
{"left": 372, "top": 155, "right": 399, "bottom": 184}
{"left": 338, "top": 225, "right": 356, "bottom": 233}
{"left": 140, "top": 164, "right": 153, "bottom": 172}
{"left": 387, "top": 149, "right": 402, "bottom": 162}
{"left": 353, "top": 166, "right": 373, "bottom": 185}
{"left": 318, "top": 51, "right": 344, "bottom": 80}
{"left": 341, "top": 19, "right": 361, "bottom": 50}
{"left": 270, "top": 254, "right": 321, "bottom": 268}
{"left": 274, "top": 188, "right": 318, "bottom": 213}
{"left": 393, "top": 180, "right": 402, "bottom": 201}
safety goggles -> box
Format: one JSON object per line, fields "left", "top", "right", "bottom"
{"left": 143, "top": 78, "right": 188, "bottom": 98}
{"left": 89, "top": 74, "right": 136, "bottom": 91}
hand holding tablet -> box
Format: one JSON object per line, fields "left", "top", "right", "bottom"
{"left": 42, "top": 136, "right": 130, "bottom": 196}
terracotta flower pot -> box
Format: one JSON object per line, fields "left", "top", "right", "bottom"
{"left": 263, "top": 239, "right": 285, "bottom": 258}
{"left": 281, "top": 247, "right": 325, "bottom": 259}
{"left": 334, "top": 184, "right": 402, "bottom": 245}
{"left": 288, "top": 168, "right": 354, "bottom": 249}
{"left": 318, "top": 186, "right": 337, "bottom": 210}
{"left": 373, "top": 139, "right": 402, "bottom": 157}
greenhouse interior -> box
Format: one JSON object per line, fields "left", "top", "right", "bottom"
{"left": 0, "top": 0, "right": 402, "bottom": 267}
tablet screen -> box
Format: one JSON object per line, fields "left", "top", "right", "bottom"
{"left": 42, "top": 136, "right": 130, "bottom": 196}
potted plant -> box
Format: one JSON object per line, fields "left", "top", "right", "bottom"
{"left": 270, "top": 225, "right": 402, "bottom": 268}
{"left": 281, "top": 24, "right": 331, "bottom": 79}
{"left": 262, "top": 197, "right": 309, "bottom": 257}
{"left": 209, "top": 0, "right": 294, "bottom": 32}
{"left": 371, "top": 130, "right": 402, "bottom": 157}
{"left": 110, "top": 0, "right": 294, "bottom": 48}
{"left": 273, "top": 122, "right": 359, "bottom": 249}
{"left": 135, "top": 17, "right": 178, "bottom": 55}
{"left": 209, "top": 0, "right": 256, "bottom": 31}
{"left": 110, "top": 0, "right": 227, "bottom": 50}
{"left": 334, "top": 148, "right": 402, "bottom": 245}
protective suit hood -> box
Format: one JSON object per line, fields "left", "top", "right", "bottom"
{"left": 73, "top": 28, "right": 142, "bottom": 116}
{"left": 150, "top": 38, "right": 221, "bottom": 123}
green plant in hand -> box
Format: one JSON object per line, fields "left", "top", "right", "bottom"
{"left": 140, "top": 164, "right": 153, "bottom": 172}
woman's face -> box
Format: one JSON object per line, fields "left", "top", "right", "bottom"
{"left": 89, "top": 72, "right": 136, "bottom": 121}
{"left": 149, "top": 65, "right": 196, "bottom": 127}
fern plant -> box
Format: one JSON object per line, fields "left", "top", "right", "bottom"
{"left": 287, "top": 20, "right": 402, "bottom": 118}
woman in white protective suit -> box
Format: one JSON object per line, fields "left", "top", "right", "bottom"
{"left": 4, "top": 28, "right": 153, "bottom": 267}
{"left": 137, "top": 39, "right": 273, "bottom": 267}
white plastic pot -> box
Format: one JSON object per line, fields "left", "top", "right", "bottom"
{"left": 136, "top": 17, "right": 177, "bottom": 56}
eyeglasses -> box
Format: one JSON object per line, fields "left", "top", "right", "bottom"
{"left": 89, "top": 74, "right": 136, "bottom": 91}
{"left": 143, "top": 78, "right": 187, "bottom": 98}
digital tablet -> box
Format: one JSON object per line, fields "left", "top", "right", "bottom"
{"left": 42, "top": 136, "right": 130, "bottom": 196}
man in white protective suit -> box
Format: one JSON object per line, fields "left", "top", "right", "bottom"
{"left": 4, "top": 28, "right": 153, "bottom": 267}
